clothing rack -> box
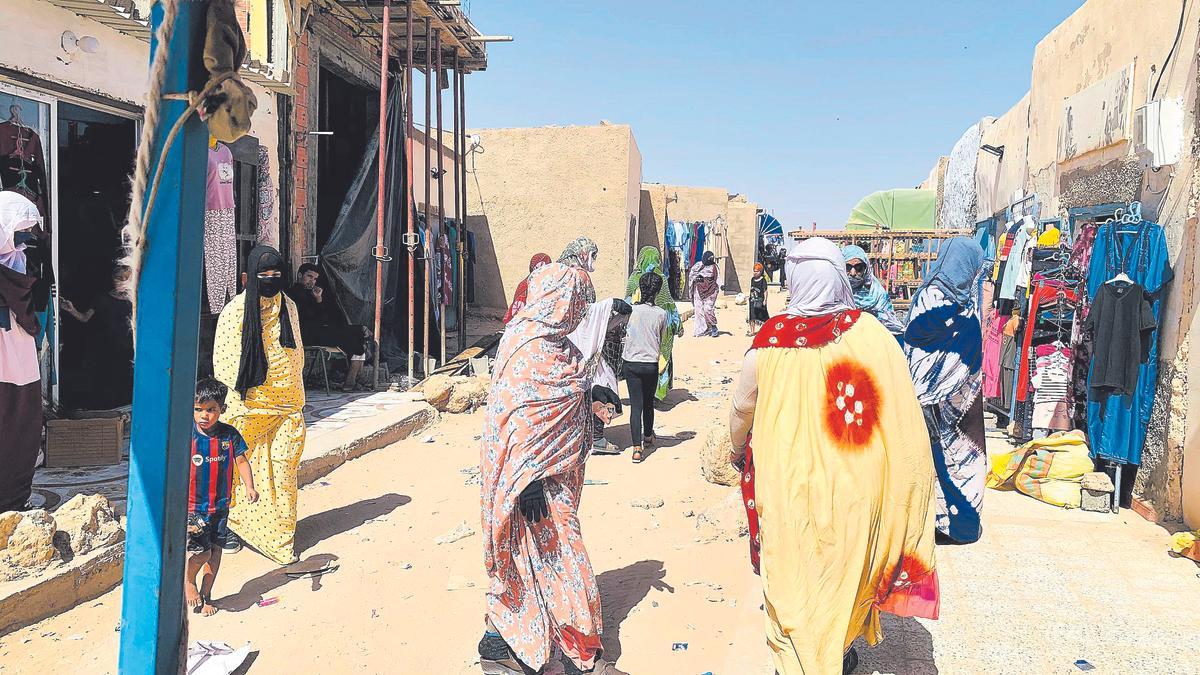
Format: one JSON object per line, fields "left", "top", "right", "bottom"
{"left": 985, "top": 198, "right": 1167, "bottom": 514}
{"left": 790, "top": 228, "right": 973, "bottom": 311}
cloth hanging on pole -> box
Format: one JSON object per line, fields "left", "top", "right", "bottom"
{"left": 319, "top": 82, "right": 406, "bottom": 344}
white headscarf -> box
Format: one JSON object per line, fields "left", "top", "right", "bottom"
{"left": 0, "top": 192, "right": 42, "bottom": 273}
{"left": 783, "top": 237, "right": 856, "bottom": 316}
{"left": 567, "top": 298, "right": 621, "bottom": 391}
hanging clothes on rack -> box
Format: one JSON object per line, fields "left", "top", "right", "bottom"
{"left": 998, "top": 216, "right": 1036, "bottom": 302}
{"left": 982, "top": 307, "right": 1003, "bottom": 399}
{"left": 0, "top": 114, "right": 50, "bottom": 219}
{"left": 1084, "top": 218, "right": 1172, "bottom": 465}
{"left": 1016, "top": 280, "right": 1077, "bottom": 402}
{"left": 1031, "top": 344, "right": 1073, "bottom": 431}
{"left": 1067, "top": 221, "right": 1100, "bottom": 430}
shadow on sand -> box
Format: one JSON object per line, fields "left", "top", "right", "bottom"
{"left": 851, "top": 613, "right": 938, "bottom": 674}
{"left": 216, "top": 494, "right": 411, "bottom": 612}
{"left": 295, "top": 492, "right": 412, "bottom": 553}
{"left": 216, "top": 552, "right": 341, "bottom": 612}
{"left": 653, "top": 387, "right": 698, "bottom": 412}
{"left": 597, "top": 560, "right": 674, "bottom": 662}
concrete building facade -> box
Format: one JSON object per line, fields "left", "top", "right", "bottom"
{"left": 639, "top": 183, "right": 759, "bottom": 294}
{"left": 464, "top": 123, "right": 643, "bottom": 310}
{"left": 1, "top": 0, "right": 291, "bottom": 408}
{"left": 918, "top": 0, "right": 1200, "bottom": 525}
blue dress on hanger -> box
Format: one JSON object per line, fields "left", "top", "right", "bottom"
{"left": 1084, "top": 220, "right": 1172, "bottom": 465}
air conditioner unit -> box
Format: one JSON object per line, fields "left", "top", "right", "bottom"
{"left": 1132, "top": 99, "right": 1184, "bottom": 168}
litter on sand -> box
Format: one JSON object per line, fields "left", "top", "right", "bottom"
{"left": 285, "top": 563, "right": 339, "bottom": 579}
{"left": 671, "top": 643, "right": 688, "bottom": 652}
{"left": 1074, "top": 660, "right": 1095, "bottom": 671}
{"left": 256, "top": 597, "right": 279, "bottom": 607}
{"left": 584, "top": 479, "right": 609, "bottom": 486}
{"left": 186, "top": 641, "right": 252, "bottom": 675}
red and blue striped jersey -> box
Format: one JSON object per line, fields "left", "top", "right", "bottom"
{"left": 188, "top": 422, "right": 248, "bottom": 514}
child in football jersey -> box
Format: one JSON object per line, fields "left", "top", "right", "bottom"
{"left": 187, "top": 378, "right": 258, "bottom": 616}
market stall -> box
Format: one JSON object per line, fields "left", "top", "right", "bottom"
{"left": 980, "top": 199, "right": 1172, "bottom": 510}
{"left": 789, "top": 228, "right": 973, "bottom": 313}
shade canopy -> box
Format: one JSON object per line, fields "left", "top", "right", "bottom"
{"left": 847, "top": 189, "right": 936, "bottom": 231}
{"left": 758, "top": 212, "right": 784, "bottom": 236}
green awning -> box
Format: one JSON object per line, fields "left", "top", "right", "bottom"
{"left": 846, "top": 189, "right": 936, "bottom": 231}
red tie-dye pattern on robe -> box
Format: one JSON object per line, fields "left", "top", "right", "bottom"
{"left": 480, "top": 262, "right": 603, "bottom": 672}
{"left": 740, "top": 311, "right": 939, "bottom": 621}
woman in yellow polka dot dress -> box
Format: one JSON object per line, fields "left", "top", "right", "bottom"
{"left": 213, "top": 245, "right": 306, "bottom": 565}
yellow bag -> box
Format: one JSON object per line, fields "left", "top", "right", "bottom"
{"left": 987, "top": 431, "right": 1092, "bottom": 508}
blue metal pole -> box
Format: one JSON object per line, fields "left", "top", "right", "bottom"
{"left": 118, "top": 1, "right": 208, "bottom": 672}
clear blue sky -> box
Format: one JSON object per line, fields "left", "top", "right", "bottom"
{"left": 460, "top": 0, "right": 1083, "bottom": 230}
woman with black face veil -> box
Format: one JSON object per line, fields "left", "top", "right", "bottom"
{"left": 213, "top": 245, "right": 307, "bottom": 565}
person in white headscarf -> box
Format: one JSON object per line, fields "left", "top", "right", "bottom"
{"left": 0, "top": 192, "right": 44, "bottom": 511}
{"left": 568, "top": 297, "right": 632, "bottom": 454}
{"left": 728, "top": 237, "right": 939, "bottom": 675}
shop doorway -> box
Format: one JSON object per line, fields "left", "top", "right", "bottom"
{"left": 55, "top": 102, "right": 136, "bottom": 411}
{"left": 316, "top": 67, "right": 378, "bottom": 251}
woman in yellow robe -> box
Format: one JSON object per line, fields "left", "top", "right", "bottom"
{"left": 730, "top": 238, "right": 939, "bottom": 674}
{"left": 214, "top": 245, "right": 306, "bottom": 565}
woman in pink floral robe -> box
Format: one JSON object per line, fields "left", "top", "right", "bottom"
{"left": 478, "top": 261, "right": 626, "bottom": 675}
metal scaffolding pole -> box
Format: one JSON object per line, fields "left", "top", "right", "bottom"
{"left": 405, "top": 2, "right": 416, "bottom": 382}
{"left": 435, "top": 32, "right": 446, "bottom": 366}
{"left": 458, "top": 67, "right": 469, "bottom": 354}
{"left": 373, "top": 0, "right": 391, "bottom": 390}
{"left": 118, "top": 2, "right": 207, "bottom": 672}
{"left": 452, "top": 54, "right": 463, "bottom": 355}
{"left": 423, "top": 18, "right": 433, "bottom": 376}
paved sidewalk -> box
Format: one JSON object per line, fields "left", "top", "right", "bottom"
{"left": 1, "top": 390, "right": 435, "bottom": 637}
{"left": 29, "top": 390, "right": 433, "bottom": 514}
{"left": 851, "top": 427, "right": 1200, "bottom": 675}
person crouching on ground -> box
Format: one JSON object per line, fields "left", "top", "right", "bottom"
{"left": 623, "top": 272, "right": 670, "bottom": 464}
{"left": 187, "top": 378, "right": 257, "bottom": 616}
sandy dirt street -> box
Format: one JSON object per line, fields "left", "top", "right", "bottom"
{"left": 2, "top": 295, "right": 1199, "bottom": 674}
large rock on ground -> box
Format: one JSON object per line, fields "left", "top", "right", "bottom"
{"left": 700, "top": 422, "right": 741, "bottom": 487}
{"left": 422, "top": 374, "right": 455, "bottom": 412}
{"left": 52, "top": 494, "right": 125, "bottom": 556}
{"left": 695, "top": 492, "right": 748, "bottom": 542}
{"left": 0, "top": 512, "right": 19, "bottom": 545}
{"left": 0, "top": 510, "right": 59, "bottom": 581}
{"left": 446, "top": 377, "right": 489, "bottom": 414}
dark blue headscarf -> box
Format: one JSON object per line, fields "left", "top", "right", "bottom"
{"left": 915, "top": 237, "right": 984, "bottom": 307}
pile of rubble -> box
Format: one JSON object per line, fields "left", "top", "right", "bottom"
{"left": 0, "top": 495, "right": 124, "bottom": 582}
{"left": 420, "top": 374, "right": 490, "bottom": 414}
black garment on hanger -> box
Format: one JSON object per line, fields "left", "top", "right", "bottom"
{"left": 1085, "top": 281, "right": 1156, "bottom": 399}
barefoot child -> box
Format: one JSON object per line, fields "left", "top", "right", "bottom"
{"left": 187, "top": 378, "right": 258, "bottom": 616}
